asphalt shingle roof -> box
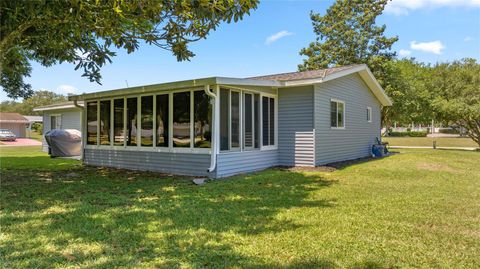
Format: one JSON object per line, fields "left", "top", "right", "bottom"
{"left": 0, "top": 112, "right": 29, "bottom": 123}
{"left": 248, "top": 64, "right": 363, "bottom": 81}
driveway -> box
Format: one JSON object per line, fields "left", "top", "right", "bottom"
{"left": 0, "top": 138, "right": 42, "bottom": 146}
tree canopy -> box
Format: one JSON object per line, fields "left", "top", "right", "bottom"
{"left": 430, "top": 59, "right": 480, "bottom": 146}
{"left": 0, "top": 0, "right": 258, "bottom": 99}
{"left": 298, "top": 0, "right": 397, "bottom": 77}
{"left": 298, "top": 0, "right": 401, "bottom": 127}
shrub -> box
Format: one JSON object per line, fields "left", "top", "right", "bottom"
{"left": 31, "top": 122, "right": 43, "bottom": 134}
{"left": 388, "top": 131, "right": 428, "bottom": 137}
{"left": 408, "top": 131, "right": 428, "bottom": 137}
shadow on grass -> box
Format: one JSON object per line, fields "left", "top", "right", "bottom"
{"left": 0, "top": 164, "right": 345, "bottom": 268}
{"left": 1, "top": 158, "right": 392, "bottom": 268}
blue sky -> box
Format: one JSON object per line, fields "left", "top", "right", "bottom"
{"left": 3, "top": 0, "right": 479, "bottom": 101}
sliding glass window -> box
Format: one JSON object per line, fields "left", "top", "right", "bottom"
{"left": 141, "top": 96, "right": 153, "bottom": 146}
{"left": 262, "top": 96, "right": 275, "bottom": 146}
{"left": 126, "top": 97, "right": 138, "bottom": 146}
{"left": 99, "top": 100, "right": 111, "bottom": 145}
{"left": 254, "top": 94, "right": 260, "bottom": 148}
{"left": 156, "top": 94, "right": 169, "bottom": 147}
{"left": 86, "top": 101, "right": 98, "bottom": 145}
{"left": 173, "top": 92, "right": 190, "bottom": 147}
{"left": 243, "top": 93, "right": 253, "bottom": 148}
{"left": 194, "top": 91, "right": 212, "bottom": 148}
{"left": 231, "top": 91, "right": 240, "bottom": 149}
{"left": 220, "top": 89, "right": 230, "bottom": 151}
{"left": 113, "top": 99, "right": 125, "bottom": 146}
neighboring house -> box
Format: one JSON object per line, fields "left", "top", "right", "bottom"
{"left": 0, "top": 112, "right": 29, "bottom": 137}
{"left": 23, "top": 115, "right": 43, "bottom": 138}
{"left": 33, "top": 101, "right": 84, "bottom": 152}
{"left": 69, "top": 64, "right": 392, "bottom": 178}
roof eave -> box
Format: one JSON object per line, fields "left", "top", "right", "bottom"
{"left": 68, "top": 77, "right": 281, "bottom": 101}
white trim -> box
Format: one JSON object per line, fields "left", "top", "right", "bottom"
{"left": 34, "top": 103, "right": 84, "bottom": 112}
{"left": 330, "top": 98, "right": 346, "bottom": 130}
{"left": 96, "top": 100, "right": 100, "bottom": 145}
{"left": 168, "top": 93, "right": 173, "bottom": 148}
{"left": 190, "top": 91, "right": 194, "bottom": 148}
{"left": 110, "top": 99, "right": 114, "bottom": 146}
{"left": 153, "top": 95, "right": 157, "bottom": 147}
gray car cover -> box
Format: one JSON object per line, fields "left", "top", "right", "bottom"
{"left": 44, "top": 129, "right": 82, "bottom": 157}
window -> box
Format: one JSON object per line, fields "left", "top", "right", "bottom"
{"left": 99, "top": 100, "right": 111, "bottom": 145}
{"left": 243, "top": 93, "right": 253, "bottom": 148}
{"left": 113, "top": 99, "right": 125, "bottom": 146}
{"left": 367, "top": 107, "right": 372, "bottom": 122}
{"left": 243, "top": 93, "right": 260, "bottom": 149}
{"left": 194, "top": 91, "right": 212, "bottom": 148}
{"left": 86, "top": 101, "right": 97, "bottom": 145}
{"left": 231, "top": 91, "right": 240, "bottom": 149}
{"left": 254, "top": 94, "right": 260, "bottom": 148}
{"left": 50, "top": 115, "right": 61, "bottom": 130}
{"left": 173, "top": 92, "right": 190, "bottom": 147}
{"left": 126, "top": 97, "right": 138, "bottom": 146}
{"left": 220, "top": 89, "right": 230, "bottom": 151}
{"left": 262, "top": 96, "right": 275, "bottom": 146}
{"left": 156, "top": 94, "right": 169, "bottom": 147}
{"left": 330, "top": 100, "right": 345, "bottom": 128}
{"left": 219, "top": 89, "right": 242, "bottom": 151}
{"left": 141, "top": 96, "right": 154, "bottom": 146}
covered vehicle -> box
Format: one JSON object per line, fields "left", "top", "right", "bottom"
{"left": 44, "top": 129, "right": 82, "bottom": 157}
{"left": 0, "top": 129, "right": 16, "bottom": 141}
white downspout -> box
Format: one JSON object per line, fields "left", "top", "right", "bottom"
{"left": 204, "top": 85, "right": 219, "bottom": 173}
{"left": 73, "top": 100, "right": 84, "bottom": 160}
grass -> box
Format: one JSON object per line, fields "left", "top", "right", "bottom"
{"left": 383, "top": 136, "right": 478, "bottom": 148}
{"left": 1, "top": 146, "right": 479, "bottom": 268}
{"left": 28, "top": 131, "right": 43, "bottom": 141}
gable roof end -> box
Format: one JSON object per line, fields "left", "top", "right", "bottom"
{"left": 251, "top": 64, "right": 392, "bottom": 106}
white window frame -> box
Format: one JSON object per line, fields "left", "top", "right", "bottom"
{"left": 330, "top": 98, "right": 345, "bottom": 130}
{"left": 50, "top": 114, "right": 62, "bottom": 130}
{"left": 242, "top": 91, "right": 256, "bottom": 151}
{"left": 260, "top": 94, "right": 278, "bottom": 150}
{"left": 367, "top": 106, "right": 372, "bottom": 123}
{"left": 83, "top": 86, "right": 278, "bottom": 153}
{"left": 84, "top": 88, "right": 211, "bottom": 154}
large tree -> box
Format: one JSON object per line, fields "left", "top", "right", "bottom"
{"left": 0, "top": 0, "right": 258, "bottom": 99}
{"left": 430, "top": 58, "right": 480, "bottom": 147}
{"left": 298, "top": 0, "right": 399, "bottom": 125}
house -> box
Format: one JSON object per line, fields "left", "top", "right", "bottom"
{"left": 0, "top": 113, "right": 29, "bottom": 137}
{"left": 68, "top": 64, "right": 392, "bottom": 178}
{"left": 33, "top": 101, "right": 84, "bottom": 152}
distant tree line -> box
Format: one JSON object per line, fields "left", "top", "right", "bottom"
{"left": 0, "top": 90, "right": 67, "bottom": 116}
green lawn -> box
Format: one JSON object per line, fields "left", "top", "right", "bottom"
{"left": 383, "top": 136, "right": 478, "bottom": 148}
{"left": 1, "top": 146, "right": 479, "bottom": 268}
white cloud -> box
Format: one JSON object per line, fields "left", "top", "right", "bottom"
{"left": 398, "top": 49, "right": 412, "bottom": 57}
{"left": 56, "top": 84, "right": 78, "bottom": 95}
{"left": 410, "top": 40, "right": 445, "bottom": 54}
{"left": 464, "top": 36, "right": 473, "bottom": 42}
{"left": 385, "top": 0, "right": 480, "bottom": 15}
{"left": 265, "top": 31, "right": 293, "bottom": 45}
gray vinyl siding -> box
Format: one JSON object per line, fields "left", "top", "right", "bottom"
{"left": 314, "top": 73, "right": 382, "bottom": 165}
{"left": 278, "top": 86, "right": 314, "bottom": 166}
{"left": 42, "top": 109, "right": 82, "bottom": 152}
{"left": 84, "top": 148, "right": 213, "bottom": 177}
{"left": 216, "top": 149, "right": 278, "bottom": 178}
